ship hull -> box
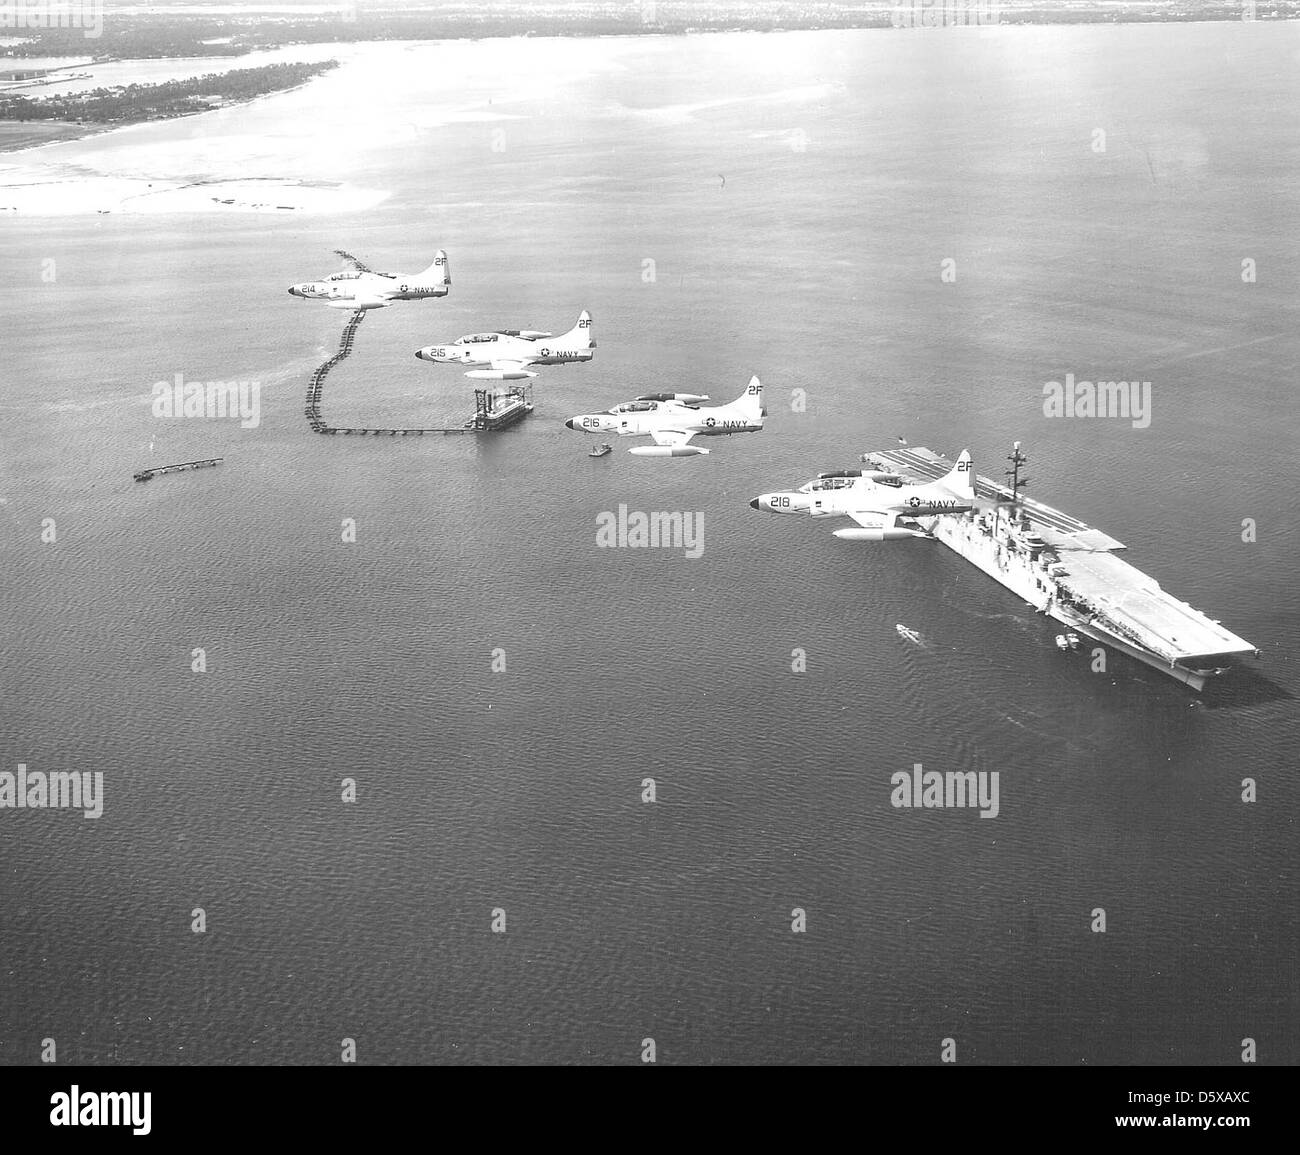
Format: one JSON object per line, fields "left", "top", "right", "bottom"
{"left": 925, "top": 517, "right": 1227, "bottom": 691}
{"left": 1050, "top": 614, "right": 1213, "bottom": 691}
{"left": 861, "top": 447, "right": 1257, "bottom": 693}
{"left": 926, "top": 508, "right": 1231, "bottom": 693}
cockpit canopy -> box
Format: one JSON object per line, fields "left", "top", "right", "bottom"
{"left": 454, "top": 329, "right": 549, "bottom": 344}
{"left": 800, "top": 476, "right": 858, "bottom": 493}
{"left": 797, "top": 470, "right": 904, "bottom": 494}
{"left": 325, "top": 271, "right": 363, "bottom": 281}
{"left": 606, "top": 400, "right": 660, "bottom": 414}
{"left": 814, "top": 468, "right": 903, "bottom": 487}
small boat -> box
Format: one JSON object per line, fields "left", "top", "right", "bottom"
{"left": 896, "top": 624, "right": 922, "bottom": 645}
{"left": 589, "top": 443, "right": 613, "bottom": 458}
{"left": 1066, "top": 632, "right": 1081, "bottom": 650}
{"left": 1054, "top": 634, "right": 1070, "bottom": 651}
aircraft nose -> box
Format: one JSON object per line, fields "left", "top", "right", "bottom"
{"left": 749, "top": 498, "right": 759, "bottom": 510}
{"left": 287, "top": 287, "right": 297, "bottom": 296}
{"left": 565, "top": 419, "right": 576, "bottom": 430}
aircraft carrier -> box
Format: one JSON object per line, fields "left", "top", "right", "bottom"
{"left": 861, "top": 446, "right": 1258, "bottom": 691}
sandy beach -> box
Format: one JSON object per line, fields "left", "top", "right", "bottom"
{"left": 0, "top": 33, "right": 837, "bottom": 216}
{"left": 0, "top": 41, "right": 392, "bottom": 215}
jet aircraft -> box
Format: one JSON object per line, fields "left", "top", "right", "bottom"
{"left": 565, "top": 377, "right": 765, "bottom": 457}
{"left": 750, "top": 450, "right": 979, "bottom": 539}
{"left": 288, "top": 249, "right": 450, "bottom": 310}
{"left": 414, "top": 311, "right": 595, "bottom": 380}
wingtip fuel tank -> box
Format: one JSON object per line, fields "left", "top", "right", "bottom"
{"left": 466, "top": 368, "right": 539, "bottom": 381}
{"left": 833, "top": 526, "right": 929, "bottom": 541}
{"left": 629, "top": 445, "right": 710, "bottom": 457}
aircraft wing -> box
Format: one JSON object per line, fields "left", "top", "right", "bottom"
{"left": 487, "top": 358, "right": 536, "bottom": 373}
{"left": 844, "top": 508, "right": 905, "bottom": 530}
{"left": 829, "top": 506, "right": 935, "bottom": 541}
{"left": 333, "top": 248, "right": 373, "bottom": 273}
{"left": 842, "top": 506, "right": 965, "bottom": 528}
{"left": 648, "top": 427, "right": 697, "bottom": 448}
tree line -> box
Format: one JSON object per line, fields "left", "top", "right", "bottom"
{"left": 0, "top": 61, "right": 337, "bottom": 125}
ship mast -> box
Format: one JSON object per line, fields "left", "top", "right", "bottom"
{"left": 997, "top": 441, "right": 1030, "bottom": 532}
{"left": 1006, "top": 440, "right": 1029, "bottom": 508}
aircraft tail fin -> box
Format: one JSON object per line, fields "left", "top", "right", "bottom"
{"left": 417, "top": 250, "right": 450, "bottom": 287}
{"left": 562, "top": 310, "right": 594, "bottom": 349}
{"left": 939, "top": 449, "right": 975, "bottom": 498}
{"left": 733, "top": 375, "right": 764, "bottom": 418}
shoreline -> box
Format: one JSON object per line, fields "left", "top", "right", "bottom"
{"left": 1, "top": 21, "right": 1289, "bottom": 216}
{"left": 2, "top": 17, "right": 1284, "bottom": 156}
{"left": 0, "top": 119, "right": 114, "bottom": 152}
{"left": 0, "top": 73, "right": 326, "bottom": 155}
{"left": 2, "top": 14, "right": 1289, "bottom": 153}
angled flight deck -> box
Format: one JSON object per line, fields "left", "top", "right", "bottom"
{"left": 868, "top": 446, "right": 1122, "bottom": 547}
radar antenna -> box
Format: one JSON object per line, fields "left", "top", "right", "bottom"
{"left": 1005, "top": 441, "right": 1029, "bottom": 508}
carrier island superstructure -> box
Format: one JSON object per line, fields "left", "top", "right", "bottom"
{"left": 848, "top": 446, "right": 1257, "bottom": 691}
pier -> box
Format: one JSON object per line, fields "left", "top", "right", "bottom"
{"left": 304, "top": 310, "right": 532, "bottom": 436}
{"left": 134, "top": 458, "right": 223, "bottom": 482}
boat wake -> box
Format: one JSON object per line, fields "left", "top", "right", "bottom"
{"left": 955, "top": 607, "right": 1037, "bottom": 631}
{"left": 895, "top": 623, "right": 929, "bottom": 649}
{"left": 893, "top": 624, "right": 1104, "bottom": 752}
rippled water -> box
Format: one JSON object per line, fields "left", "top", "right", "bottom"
{"left": 1, "top": 24, "right": 1297, "bottom": 1065}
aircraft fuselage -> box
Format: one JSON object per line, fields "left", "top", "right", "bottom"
{"left": 571, "top": 399, "right": 759, "bottom": 438}
{"left": 756, "top": 473, "right": 974, "bottom": 518}
{"left": 419, "top": 342, "right": 594, "bottom": 367}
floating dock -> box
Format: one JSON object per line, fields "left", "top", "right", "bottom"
{"left": 134, "top": 458, "right": 223, "bottom": 483}
{"left": 469, "top": 385, "right": 533, "bottom": 431}
{"left": 304, "top": 310, "right": 533, "bottom": 436}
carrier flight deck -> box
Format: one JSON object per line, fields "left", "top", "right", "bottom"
{"left": 862, "top": 447, "right": 1257, "bottom": 691}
